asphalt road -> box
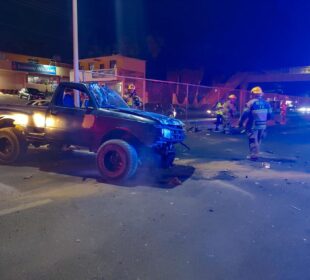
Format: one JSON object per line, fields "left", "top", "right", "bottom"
{"left": 1, "top": 94, "right": 310, "bottom": 280}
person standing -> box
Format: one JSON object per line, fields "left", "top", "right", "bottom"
{"left": 124, "top": 84, "right": 142, "bottom": 109}
{"left": 214, "top": 99, "right": 224, "bottom": 131}
{"left": 239, "top": 86, "right": 272, "bottom": 160}
{"left": 222, "top": 94, "right": 237, "bottom": 134}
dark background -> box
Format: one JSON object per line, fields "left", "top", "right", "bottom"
{"left": 1, "top": 0, "right": 310, "bottom": 83}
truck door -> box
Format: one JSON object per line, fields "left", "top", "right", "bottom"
{"left": 45, "top": 84, "right": 96, "bottom": 146}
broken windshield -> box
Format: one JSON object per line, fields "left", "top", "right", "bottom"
{"left": 88, "top": 83, "right": 128, "bottom": 109}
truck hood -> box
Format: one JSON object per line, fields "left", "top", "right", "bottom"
{"left": 99, "top": 107, "right": 184, "bottom": 127}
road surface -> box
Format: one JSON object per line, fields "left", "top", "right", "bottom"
{"left": 1, "top": 94, "right": 310, "bottom": 280}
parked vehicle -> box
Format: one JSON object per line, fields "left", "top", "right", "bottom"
{"left": 0, "top": 82, "right": 186, "bottom": 181}
{"left": 18, "top": 88, "right": 45, "bottom": 101}
{"left": 26, "top": 100, "right": 50, "bottom": 107}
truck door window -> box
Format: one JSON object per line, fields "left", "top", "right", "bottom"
{"left": 62, "top": 89, "right": 75, "bottom": 108}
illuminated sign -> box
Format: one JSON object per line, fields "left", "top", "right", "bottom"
{"left": 12, "top": 61, "right": 56, "bottom": 75}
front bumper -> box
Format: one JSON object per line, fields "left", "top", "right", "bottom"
{"left": 154, "top": 124, "right": 185, "bottom": 146}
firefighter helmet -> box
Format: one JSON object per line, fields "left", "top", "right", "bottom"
{"left": 228, "top": 94, "right": 237, "bottom": 99}
{"left": 250, "top": 86, "right": 263, "bottom": 95}
{"left": 128, "top": 84, "right": 135, "bottom": 90}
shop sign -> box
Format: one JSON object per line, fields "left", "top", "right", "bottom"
{"left": 12, "top": 61, "right": 56, "bottom": 75}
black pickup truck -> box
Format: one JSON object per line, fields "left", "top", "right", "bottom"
{"left": 0, "top": 82, "right": 186, "bottom": 181}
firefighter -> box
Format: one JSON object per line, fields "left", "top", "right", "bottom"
{"left": 214, "top": 99, "right": 224, "bottom": 131}
{"left": 124, "top": 84, "right": 142, "bottom": 109}
{"left": 239, "top": 86, "right": 272, "bottom": 160}
{"left": 222, "top": 94, "right": 237, "bottom": 134}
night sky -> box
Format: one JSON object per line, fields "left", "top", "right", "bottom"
{"left": 1, "top": 0, "right": 310, "bottom": 83}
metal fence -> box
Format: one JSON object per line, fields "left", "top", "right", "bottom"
{"left": 80, "top": 70, "right": 310, "bottom": 121}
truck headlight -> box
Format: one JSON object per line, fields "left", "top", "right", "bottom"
{"left": 162, "top": 128, "right": 172, "bottom": 139}
{"left": 13, "top": 114, "right": 29, "bottom": 126}
{"left": 33, "top": 113, "right": 46, "bottom": 128}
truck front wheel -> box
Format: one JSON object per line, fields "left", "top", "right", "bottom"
{"left": 0, "top": 128, "right": 27, "bottom": 164}
{"left": 96, "top": 140, "right": 138, "bottom": 181}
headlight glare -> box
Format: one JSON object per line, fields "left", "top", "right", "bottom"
{"left": 162, "top": 128, "right": 172, "bottom": 139}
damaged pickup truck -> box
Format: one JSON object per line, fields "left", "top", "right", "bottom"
{"left": 0, "top": 82, "right": 186, "bottom": 181}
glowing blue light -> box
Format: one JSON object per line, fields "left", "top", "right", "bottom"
{"left": 162, "top": 128, "right": 172, "bottom": 139}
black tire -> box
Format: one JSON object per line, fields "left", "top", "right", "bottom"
{"left": 0, "top": 128, "right": 27, "bottom": 164}
{"left": 96, "top": 139, "right": 138, "bottom": 181}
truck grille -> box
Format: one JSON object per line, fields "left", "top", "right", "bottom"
{"left": 167, "top": 125, "right": 185, "bottom": 142}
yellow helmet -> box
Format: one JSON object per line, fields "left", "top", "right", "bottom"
{"left": 128, "top": 84, "right": 135, "bottom": 90}
{"left": 228, "top": 94, "right": 237, "bottom": 99}
{"left": 250, "top": 86, "right": 263, "bottom": 95}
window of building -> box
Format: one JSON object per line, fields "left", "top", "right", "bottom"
{"left": 27, "top": 75, "right": 59, "bottom": 86}
{"left": 89, "top": 63, "right": 95, "bottom": 70}
{"left": 109, "top": 60, "right": 117, "bottom": 69}
{"left": 100, "top": 64, "right": 105, "bottom": 69}
{"left": 79, "top": 63, "right": 85, "bottom": 70}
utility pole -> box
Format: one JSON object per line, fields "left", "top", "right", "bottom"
{"left": 72, "top": 0, "right": 80, "bottom": 107}
{"left": 72, "top": 0, "right": 79, "bottom": 83}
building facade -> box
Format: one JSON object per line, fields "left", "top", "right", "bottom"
{"left": 76, "top": 55, "right": 146, "bottom": 96}
{"left": 0, "top": 51, "right": 71, "bottom": 93}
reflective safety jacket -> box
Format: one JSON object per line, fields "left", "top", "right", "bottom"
{"left": 124, "top": 93, "right": 142, "bottom": 108}
{"left": 239, "top": 98, "right": 272, "bottom": 130}
{"left": 223, "top": 100, "right": 236, "bottom": 118}
{"left": 215, "top": 102, "right": 223, "bottom": 115}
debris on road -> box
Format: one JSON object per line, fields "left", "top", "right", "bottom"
{"left": 23, "top": 175, "right": 33, "bottom": 180}
{"left": 291, "top": 205, "right": 302, "bottom": 211}
{"left": 168, "top": 177, "right": 182, "bottom": 186}
{"left": 262, "top": 162, "right": 271, "bottom": 169}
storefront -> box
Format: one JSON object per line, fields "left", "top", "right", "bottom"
{"left": 0, "top": 52, "right": 71, "bottom": 93}
{"left": 11, "top": 61, "right": 68, "bottom": 92}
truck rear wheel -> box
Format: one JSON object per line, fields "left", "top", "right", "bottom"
{"left": 0, "top": 128, "right": 27, "bottom": 164}
{"left": 96, "top": 139, "right": 138, "bottom": 182}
